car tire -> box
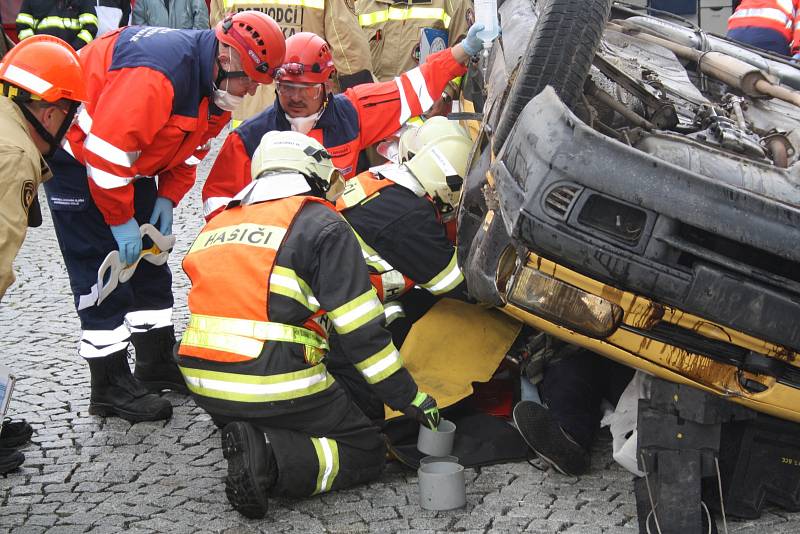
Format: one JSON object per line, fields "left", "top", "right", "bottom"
{"left": 493, "top": 0, "right": 612, "bottom": 151}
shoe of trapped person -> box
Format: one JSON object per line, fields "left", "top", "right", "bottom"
{"left": 0, "top": 418, "right": 33, "bottom": 448}
{"left": 87, "top": 349, "right": 173, "bottom": 423}
{"left": 131, "top": 325, "right": 189, "bottom": 394}
{"left": 0, "top": 447, "right": 24, "bottom": 476}
{"left": 221, "top": 422, "right": 278, "bottom": 519}
{"left": 513, "top": 400, "right": 589, "bottom": 476}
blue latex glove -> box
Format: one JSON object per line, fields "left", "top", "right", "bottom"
{"left": 149, "top": 196, "right": 174, "bottom": 236}
{"left": 110, "top": 218, "right": 142, "bottom": 265}
{"left": 793, "top": 52, "right": 800, "bottom": 62}
{"left": 461, "top": 23, "right": 486, "bottom": 56}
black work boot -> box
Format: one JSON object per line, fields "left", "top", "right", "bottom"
{"left": 0, "top": 447, "right": 24, "bottom": 476}
{"left": 88, "top": 349, "right": 173, "bottom": 423}
{"left": 513, "top": 400, "right": 589, "bottom": 476}
{"left": 221, "top": 422, "right": 277, "bottom": 519}
{"left": 131, "top": 325, "right": 188, "bottom": 394}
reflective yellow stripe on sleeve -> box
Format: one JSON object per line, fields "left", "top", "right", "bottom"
{"left": 77, "top": 30, "right": 94, "bottom": 44}
{"left": 179, "top": 364, "right": 334, "bottom": 402}
{"left": 327, "top": 289, "right": 384, "bottom": 335}
{"left": 311, "top": 437, "right": 340, "bottom": 494}
{"left": 270, "top": 266, "right": 320, "bottom": 312}
{"left": 359, "top": 6, "right": 450, "bottom": 28}
{"left": 355, "top": 342, "right": 403, "bottom": 384}
{"left": 37, "top": 16, "right": 83, "bottom": 30}
{"left": 15, "top": 13, "right": 36, "bottom": 26}
{"left": 79, "top": 13, "right": 99, "bottom": 25}
{"left": 17, "top": 29, "right": 35, "bottom": 40}
{"left": 420, "top": 250, "right": 463, "bottom": 295}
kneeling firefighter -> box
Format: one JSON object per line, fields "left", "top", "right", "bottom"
{"left": 176, "top": 131, "right": 440, "bottom": 518}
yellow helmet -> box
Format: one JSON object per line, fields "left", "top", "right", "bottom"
{"left": 250, "top": 131, "right": 340, "bottom": 196}
{"left": 399, "top": 117, "right": 473, "bottom": 219}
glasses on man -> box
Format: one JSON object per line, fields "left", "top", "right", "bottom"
{"left": 275, "top": 81, "right": 322, "bottom": 99}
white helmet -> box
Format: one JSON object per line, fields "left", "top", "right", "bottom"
{"left": 251, "top": 131, "right": 341, "bottom": 198}
{"left": 398, "top": 117, "right": 473, "bottom": 220}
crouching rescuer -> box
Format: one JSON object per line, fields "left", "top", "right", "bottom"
{"left": 177, "top": 131, "right": 440, "bottom": 518}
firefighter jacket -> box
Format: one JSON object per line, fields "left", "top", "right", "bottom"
{"left": 177, "top": 177, "right": 419, "bottom": 419}
{"left": 132, "top": 0, "right": 210, "bottom": 30}
{"left": 728, "top": 0, "right": 800, "bottom": 51}
{"left": 62, "top": 26, "right": 230, "bottom": 226}
{"left": 0, "top": 97, "right": 52, "bottom": 301}
{"left": 201, "top": 47, "right": 467, "bottom": 219}
{"left": 335, "top": 168, "right": 466, "bottom": 303}
{"left": 356, "top": 0, "right": 471, "bottom": 100}
{"left": 209, "top": 0, "right": 374, "bottom": 123}
{"left": 16, "top": 0, "right": 99, "bottom": 50}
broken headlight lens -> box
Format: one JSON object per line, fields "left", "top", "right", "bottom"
{"left": 507, "top": 266, "right": 623, "bottom": 338}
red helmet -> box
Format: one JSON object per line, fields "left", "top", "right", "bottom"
{"left": 215, "top": 11, "right": 285, "bottom": 84}
{"left": 276, "top": 32, "right": 335, "bottom": 84}
{"left": 0, "top": 35, "right": 87, "bottom": 103}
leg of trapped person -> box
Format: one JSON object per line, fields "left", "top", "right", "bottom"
{"left": 515, "top": 347, "right": 633, "bottom": 475}
{"left": 125, "top": 180, "right": 187, "bottom": 394}
{"left": 44, "top": 149, "right": 172, "bottom": 422}
{"left": 216, "top": 383, "right": 387, "bottom": 519}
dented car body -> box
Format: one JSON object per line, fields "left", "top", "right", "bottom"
{"left": 458, "top": 1, "right": 800, "bottom": 420}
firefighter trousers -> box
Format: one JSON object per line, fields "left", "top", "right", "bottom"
{"left": 211, "top": 382, "right": 387, "bottom": 498}
{"left": 44, "top": 148, "right": 174, "bottom": 359}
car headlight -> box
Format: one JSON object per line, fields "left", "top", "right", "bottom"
{"left": 506, "top": 265, "right": 623, "bottom": 338}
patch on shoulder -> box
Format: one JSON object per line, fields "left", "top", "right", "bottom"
{"left": 21, "top": 180, "right": 35, "bottom": 213}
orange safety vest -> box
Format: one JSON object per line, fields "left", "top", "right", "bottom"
{"left": 335, "top": 172, "right": 417, "bottom": 302}
{"left": 728, "top": 0, "right": 800, "bottom": 42}
{"left": 180, "top": 196, "right": 331, "bottom": 366}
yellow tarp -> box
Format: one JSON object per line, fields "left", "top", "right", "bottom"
{"left": 386, "top": 298, "right": 522, "bottom": 419}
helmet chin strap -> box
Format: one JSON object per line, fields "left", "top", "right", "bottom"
{"left": 16, "top": 100, "right": 79, "bottom": 159}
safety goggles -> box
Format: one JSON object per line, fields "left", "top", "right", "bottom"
{"left": 275, "top": 81, "right": 323, "bottom": 98}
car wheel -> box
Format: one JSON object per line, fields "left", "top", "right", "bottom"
{"left": 493, "top": 0, "right": 612, "bottom": 151}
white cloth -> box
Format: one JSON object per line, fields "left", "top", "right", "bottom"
{"left": 600, "top": 370, "right": 651, "bottom": 477}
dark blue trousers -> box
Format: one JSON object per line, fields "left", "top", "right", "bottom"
{"left": 44, "top": 148, "right": 173, "bottom": 357}
{"left": 727, "top": 27, "right": 791, "bottom": 56}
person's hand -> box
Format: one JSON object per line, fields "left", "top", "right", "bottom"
{"left": 402, "top": 391, "right": 440, "bottom": 430}
{"left": 110, "top": 218, "right": 142, "bottom": 265}
{"left": 461, "top": 23, "right": 486, "bottom": 56}
{"left": 149, "top": 196, "right": 174, "bottom": 236}
{"left": 792, "top": 52, "right": 800, "bottom": 63}
{"left": 425, "top": 93, "right": 453, "bottom": 118}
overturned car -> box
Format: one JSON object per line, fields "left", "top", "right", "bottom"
{"left": 458, "top": 0, "right": 800, "bottom": 421}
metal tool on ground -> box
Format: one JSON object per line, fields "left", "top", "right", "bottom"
{"left": 96, "top": 224, "right": 176, "bottom": 306}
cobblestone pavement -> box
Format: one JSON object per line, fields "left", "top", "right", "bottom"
{"left": 2, "top": 131, "right": 800, "bottom": 534}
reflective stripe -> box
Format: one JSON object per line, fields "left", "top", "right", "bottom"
{"left": 37, "top": 16, "right": 83, "bottom": 30}
{"left": 80, "top": 324, "right": 130, "bottom": 358}
{"left": 311, "top": 437, "right": 340, "bottom": 494}
{"left": 358, "top": 6, "right": 450, "bottom": 28}
{"left": 421, "top": 251, "right": 463, "bottom": 295}
{"left": 15, "top": 13, "right": 35, "bottom": 25}
{"left": 395, "top": 77, "right": 412, "bottom": 125}
{"left": 77, "top": 30, "right": 94, "bottom": 44}
{"left": 355, "top": 342, "right": 403, "bottom": 384}
{"left": 729, "top": 8, "right": 793, "bottom": 28}
{"left": 355, "top": 232, "right": 393, "bottom": 272}
{"left": 379, "top": 270, "right": 408, "bottom": 301}
{"left": 76, "top": 108, "right": 93, "bottom": 134}
{"left": 17, "top": 29, "right": 34, "bottom": 40}
{"left": 224, "top": 0, "right": 324, "bottom": 8}
{"left": 189, "top": 223, "right": 287, "bottom": 253}
{"left": 328, "top": 289, "right": 384, "bottom": 335}
{"left": 184, "top": 314, "right": 328, "bottom": 357}
{"left": 84, "top": 133, "right": 140, "bottom": 167}
{"left": 383, "top": 301, "right": 405, "bottom": 325}
{"left": 1, "top": 64, "right": 53, "bottom": 96}
{"left": 180, "top": 364, "right": 334, "bottom": 402}
{"left": 79, "top": 13, "right": 99, "bottom": 25}
{"left": 125, "top": 308, "right": 173, "bottom": 333}
{"left": 62, "top": 139, "right": 76, "bottom": 158}
{"left": 405, "top": 67, "right": 434, "bottom": 111}
{"left": 87, "top": 164, "right": 135, "bottom": 189}
{"left": 185, "top": 155, "right": 202, "bottom": 166}
{"left": 270, "top": 266, "right": 320, "bottom": 311}
{"left": 777, "top": 0, "right": 794, "bottom": 14}
{"left": 203, "top": 196, "right": 232, "bottom": 217}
